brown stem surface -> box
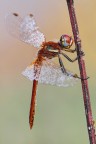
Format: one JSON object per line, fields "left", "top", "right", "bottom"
{"left": 66, "top": 0, "right": 96, "bottom": 143}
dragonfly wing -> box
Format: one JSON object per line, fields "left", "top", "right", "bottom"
{"left": 6, "top": 13, "right": 45, "bottom": 48}
{"left": 39, "top": 59, "right": 78, "bottom": 87}
{"left": 22, "top": 59, "right": 78, "bottom": 87}
{"left": 6, "top": 13, "right": 22, "bottom": 39}
{"left": 22, "top": 63, "right": 42, "bottom": 81}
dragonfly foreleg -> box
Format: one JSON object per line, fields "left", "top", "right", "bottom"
{"left": 60, "top": 51, "right": 84, "bottom": 62}
{"left": 64, "top": 48, "right": 76, "bottom": 53}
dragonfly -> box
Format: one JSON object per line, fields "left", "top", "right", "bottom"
{"left": 6, "top": 13, "right": 85, "bottom": 129}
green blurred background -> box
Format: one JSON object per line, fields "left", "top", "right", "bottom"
{"left": 0, "top": 0, "right": 96, "bottom": 144}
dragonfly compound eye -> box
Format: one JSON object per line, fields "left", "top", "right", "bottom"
{"left": 59, "top": 34, "right": 73, "bottom": 48}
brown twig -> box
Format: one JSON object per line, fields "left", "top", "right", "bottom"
{"left": 66, "top": 0, "right": 96, "bottom": 143}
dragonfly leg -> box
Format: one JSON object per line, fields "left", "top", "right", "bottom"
{"left": 58, "top": 53, "right": 67, "bottom": 74}
{"left": 60, "top": 51, "right": 85, "bottom": 62}
{"left": 64, "top": 48, "right": 76, "bottom": 53}
{"left": 58, "top": 52, "right": 89, "bottom": 80}
{"left": 73, "top": 74, "right": 90, "bottom": 80}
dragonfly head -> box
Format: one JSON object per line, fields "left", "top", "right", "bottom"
{"left": 59, "top": 34, "right": 74, "bottom": 49}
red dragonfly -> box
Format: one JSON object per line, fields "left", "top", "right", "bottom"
{"left": 6, "top": 13, "right": 83, "bottom": 129}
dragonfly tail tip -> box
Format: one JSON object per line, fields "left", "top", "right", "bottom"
{"left": 30, "top": 124, "right": 33, "bottom": 129}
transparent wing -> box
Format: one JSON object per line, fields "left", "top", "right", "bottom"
{"left": 22, "top": 58, "right": 78, "bottom": 87}
{"left": 6, "top": 13, "right": 45, "bottom": 48}
{"left": 22, "top": 63, "right": 42, "bottom": 81}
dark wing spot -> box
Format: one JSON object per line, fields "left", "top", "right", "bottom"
{"left": 29, "top": 13, "right": 33, "bottom": 17}
{"left": 13, "top": 13, "right": 19, "bottom": 17}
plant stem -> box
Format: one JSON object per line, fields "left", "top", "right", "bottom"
{"left": 66, "top": 0, "right": 96, "bottom": 143}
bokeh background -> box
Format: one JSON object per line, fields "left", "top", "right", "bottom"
{"left": 0, "top": 0, "right": 96, "bottom": 144}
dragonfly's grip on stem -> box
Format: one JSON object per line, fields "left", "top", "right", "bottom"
{"left": 29, "top": 80, "right": 38, "bottom": 129}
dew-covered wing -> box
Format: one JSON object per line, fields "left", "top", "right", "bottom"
{"left": 6, "top": 13, "right": 45, "bottom": 48}
{"left": 22, "top": 59, "right": 78, "bottom": 87}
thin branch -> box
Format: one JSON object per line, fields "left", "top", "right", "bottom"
{"left": 66, "top": 0, "right": 96, "bottom": 143}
